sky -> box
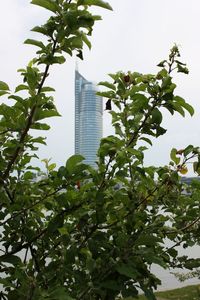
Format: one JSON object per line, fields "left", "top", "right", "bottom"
{"left": 1, "top": 0, "right": 200, "bottom": 173}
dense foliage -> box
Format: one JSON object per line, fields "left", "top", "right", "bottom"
{"left": 0, "top": 1, "right": 200, "bottom": 299}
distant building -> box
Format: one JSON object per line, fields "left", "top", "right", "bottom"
{"left": 75, "top": 70, "right": 103, "bottom": 167}
{"left": 181, "top": 177, "right": 200, "bottom": 184}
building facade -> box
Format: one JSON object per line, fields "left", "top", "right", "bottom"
{"left": 75, "top": 70, "right": 103, "bottom": 167}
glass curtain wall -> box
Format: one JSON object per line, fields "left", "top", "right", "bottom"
{"left": 75, "top": 70, "right": 103, "bottom": 167}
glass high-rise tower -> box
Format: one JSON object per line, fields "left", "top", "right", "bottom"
{"left": 75, "top": 70, "right": 103, "bottom": 167}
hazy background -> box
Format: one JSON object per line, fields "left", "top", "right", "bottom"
{"left": 0, "top": 0, "right": 200, "bottom": 171}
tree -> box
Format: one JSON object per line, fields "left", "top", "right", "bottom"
{"left": 0, "top": 1, "right": 200, "bottom": 300}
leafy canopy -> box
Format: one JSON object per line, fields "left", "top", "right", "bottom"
{"left": 0, "top": 1, "right": 200, "bottom": 300}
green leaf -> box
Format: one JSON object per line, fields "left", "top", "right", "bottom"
{"left": 0, "top": 254, "right": 22, "bottom": 266}
{"left": 167, "top": 248, "right": 178, "bottom": 258}
{"left": 139, "top": 137, "right": 152, "bottom": 146}
{"left": 15, "top": 84, "right": 29, "bottom": 93}
{"left": 157, "top": 68, "right": 168, "bottom": 79}
{"left": 24, "top": 39, "right": 45, "bottom": 49}
{"left": 161, "top": 76, "right": 172, "bottom": 90}
{"left": 30, "top": 137, "right": 46, "bottom": 145}
{"left": 49, "top": 287, "right": 75, "bottom": 300}
{"left": 0, "top": 81, "right": 9, "bottom": 91}
{"left": 23, "top": 171, "right": 35, "bottom": 180}
{"left": 175, "top": 60, "right": 186, "bottom": 66}
{"left": 98, "top": 81, "right": 116, "bottom": 90}
{"left": 31, "top": 25, "right": 47, "bottom": 35}
{"left": 9, "top": 95, "right": 25, "bottom": 103}
{"left": 136, "top": 234, "right": 161, "bottom": 246}
{"left": 157, "top": 60, "right": 167, "bottom": 67}
{"left": 155, "top": 126, "right": 167, "bottom": 137}
{"left": 77, "top": 50, "right": 83, "bottom": 60}
{"left": 41, "top": 86, "right": 56, "bottom": 92}
{"left": 127, "top": 148, "right": 143, "bottom": 161}
{"left": 51, "top": 56, "right": 66, "bottom": 64}
{"left": 78, "top": 0, "right": 112, "bottom": 10}
{"left": 0, "top": 91, "right": 9, "bottom": 97}
{"left": 184, "top": 145, "right": 194, "bottom": 156}
{"left": 151, "top": 108, "right": 162, "bottom": 124}
{"left": 66, "top": 155, "right": 85, "bottom": 174}
{"left": 171, "top": 102, "right": 185, "bottom": 117}
{"left": 96, "top": 91, "right": 115, "bottom": 98}
{"left": 115, "top": 123, "right": 123, "bottom": 137}
{"left": 122, "top": 286, "right": 138, "bottom": 298}
{"left": 48, "top": 163, "right": 56, "bottom": 171}
{"left": 0, "top": 104, "right": 15, "bottom": 118}
{"left": 193, "top": 162, "right": 200, "bottom": 175}
{"left": 100, "top": 280, "right": 120, "bottom": 291}
{"left": 142, "top": 287, "right": 156, "bottom": 300}
{"left": 185, "top": 258, "right": 200, "bottom": 270}
{"left": 131, "top": 94, "right": 149, "bottom": 109}
{"left": 93, "top": 15, "right": 102, "bottom": 21}
{"left": 70, "top": 36, "right": 83, "bottom": 48}
{"left": 35, "top": 109, "right": 61, "bottom": 121}
{"left": 31, "top": 0, "right": 59, "bottom": 13}
{"left": 174, "top": 96, "right": 194, "bottom": 116}
{"left": 116, "top": 263, "right": 138, "bottom": 279}
{"left": 170, "top": 148, "right": 180, "bottom": 165}
{"left": 58, "top": 227, "right": 68, "bottom": 236}
{"left": 181, "top": 101, "right": 194, "bottom": 116}
{"left": 0, "top": 278, "right": 15, "bottom": 289}
{"left": 177, "top": 64, "right": 189, "bottom": 74}
{"left": 31, "top": 122, "right": 50, "bottom": 130}
{"left": 17, "top": 68, "right": 26, "bottom": 73}
{"left": 47, "top": 214, "right": 64, "bottom": 233}
{"left": 9, "top": 95, "right": 28, "bottom": 112}
{"left": 81, "top": 33, "right": 92, "bottom": 49}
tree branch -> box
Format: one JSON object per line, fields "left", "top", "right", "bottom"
{"left": 0, "top": 185, "right": 64, "bottom": 227}
{"left": 2, "top": 40, "right": 57, "bottom": 181}
{"left": 1, "top": 202, "right": 84, "bottom": 257}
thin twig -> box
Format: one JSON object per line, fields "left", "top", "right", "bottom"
{"left": 164, "top": 240, "right": 181, "bottom": 253}
{"left": 23, "top": 248, "right": 29, "bottom": 264}
{"left": 3, "top": 183, "right": 14, "bottom": 203}
{"left": 0, "top": 185, "right": 63, "bottom": 227}
{"left": 165, "top": 215, "right": 200, "bottom": 235}
{"left": 127, "top": 99, "right": 160, "bottom": 147}
{"left": 1, "top": 202, "right": 84, "bottom": 257}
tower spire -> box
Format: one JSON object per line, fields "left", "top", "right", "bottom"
{"left": 75, "top": 60, "right": 79, "bottom": 72}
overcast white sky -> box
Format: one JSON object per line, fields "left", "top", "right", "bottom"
{"left": 1, "top": 0, "right": 200, "bottom": 173}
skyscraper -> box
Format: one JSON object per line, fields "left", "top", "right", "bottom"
{"left": 75, "top": 70, "right": 103, "bottom": 167}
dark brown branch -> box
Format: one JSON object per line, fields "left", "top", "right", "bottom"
{"left": 98, "top": 156, "right": 113, "bottom": 189}
{"left": 0, "top": 292, "right": 7, "bottom": 300}
{"left": 23, "top": 248, "right": 29, "bottom": 264}
{"left": 0, "top": 186, "right": 64, "bottom": 226}
{"left": 98, "top": 185, "right": 159, "bottom": 231}
{"left": 2, "top": 40, "right": 57, "bottom": 181}
{"left": 181, "top": 215, "right": 200, "bottom": 231}
{"left": 6, "top": 228, "right": 47, "bottom": 257}
{"left": 3, "top": 183, "right": 14, "bottom": 203}
{"left": 164, "top": 240, "right": 181, "bottom": 253}
{"left": 127, "top": 99, "right": 159, "bottom": 147}
{"left": 1, "top": 202, "right": 84, "bottom": 257}
{"left": 165, "top": 215, "right": 200, "bottom": 236}
{"left": 30, "top": 245, "right": 40, "bottom": 274}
